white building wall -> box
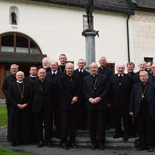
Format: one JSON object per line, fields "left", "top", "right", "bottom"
{"left": 130, "top": 11, "right": 155, "bottom": 71}
{"left": 0, "top": 1, "right": 128, "bottom": 70}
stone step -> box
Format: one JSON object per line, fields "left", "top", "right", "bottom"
{"left": 76, "top": 129, "right": 115, "bottom": 137}
{"left": 52, "top": 136, "right": 137, "bottom": 148}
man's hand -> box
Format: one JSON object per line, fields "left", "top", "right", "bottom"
{"left": 129, "top": 112, "right": 133, "bottom": 117}
{"left": 71, "top": 97, "right": 78, "bottom": 105}
{"left": 89, "top": 98, "right": 97, "bottom": 104}
{"left": 94, "top": 97, "right": 102, "bottom": 103}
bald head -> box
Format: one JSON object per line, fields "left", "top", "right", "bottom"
{"left": 99, "top": 57, "right": 107, "bottom": 68}
{"left": 50, "top": 60, "right": 58, "bottom": 72}
{"left": 16, "top": 71, "right": 25, "bottom": 81}
{"left": 89, "top": 62, "right": 98, "bottom": 75}
{"left": 138, "top": 61, "right": 146, "bottom": 71}
{"left": 65, "top": 63, "right": 74, "bottom": 75}
{"left": 77, "top": 59, "right": 86, "bottom": 70}
{"left": 38, "top": 68, "right": 46, "bottom": 80}
{"left": 117, "top": 64, "right": 125, "bottom": 75}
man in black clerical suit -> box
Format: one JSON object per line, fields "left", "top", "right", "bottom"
{"left": 2, "top": 64, "right": 18, "bottom": 142}
{"left": 98, "top": 57, "right": 113, "bottom": 80}
{"left": 46, "top": 60, "right": 64, "bottom": 138}
{"left": 32, "top": 68, "right": 53, "bottom": 148}
{"left": 126, "top": 62, "right": 137, "bottom": 137}
{"left": 58, "top": 54, "right": 67, "bottom": 73}
{"left": 109, "top": 64, "right": 133, "bottom": 142}
{"left": 149, "top": 63, "right": 155, "bottom": 83}
{"left": 134, "top": 61, "right": 147, "bottom": 83}
{"left": 24, "top": 66, "right": 38, "bottom": 85}
{"left": 59, "top": 63, "right": 80, "bottom": 149}
{"left": 98, "top": 57, "right": 113, "bottom": 130}
{"left": 42, "top": 57, "right": 51, "bottom": 73}
{"left": 24, "top": 66, "right": 38, "bottom": 141}
{"left": 73, "top": 59, "right": 90, "bottom": 130}
{"left": 129, "top": 71, "right": 155, "bottom": 152}
{"left": 8, "top": 71, "right": 32, "bottom": 146}
{"left": 83, "top": 62, "right": 109, "bottom": 150}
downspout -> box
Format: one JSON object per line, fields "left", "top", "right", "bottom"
{"left": 126, "top": 14, "right": 131, "bottom": 62}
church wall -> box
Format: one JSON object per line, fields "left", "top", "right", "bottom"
{"left": 0, "top": 1, "right": 129, "bottom": 69}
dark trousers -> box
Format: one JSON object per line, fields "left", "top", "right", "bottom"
{"left": 34, "top": 110, "right": 52, "bottom": 143}
{"left": 112, "top": 106, "right": 133, "bottom": 135}
{"left": 88, "top": 109, "right": 106, "bottom": 145}
{"left": 60, "top": 109, "right": 77, "bottom": 144}
{"left": 53, "top": 98, "right": 61, "bottom": 136}
{"left": 137, "top": 110, "right": 154, "bottom": 148}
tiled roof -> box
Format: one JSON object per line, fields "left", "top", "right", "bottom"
{"left": 135, "top": 0, "right": 155, "bottom": 11}
{"left": 31, "top": 0, "right": 134, "bottom": 15}
{"left": 0, "top": 52, "right": 47, "bottom": 64}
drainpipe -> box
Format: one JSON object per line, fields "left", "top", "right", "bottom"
{"left": 126, "top": 14, "right": 131, "bottom": 62}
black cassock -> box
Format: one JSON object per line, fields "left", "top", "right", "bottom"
{"left": 8, "top": 81, "right": 32, "bottom": 143}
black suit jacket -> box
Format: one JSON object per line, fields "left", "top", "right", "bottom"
{"left": 32, "top": 79, "right": 53, "bottom": 113}
{"left": 8, "top": 81, "right": 32, "bottom": 107}
{"left": 2, "top": 74, "right": 16, "bottom": 104}
{"left": 98, "top": 66, "right": 113, "bottom": 81}
{"left": 59, "top": 74, "right": 80, "bottom": 110}
{"left": 109, "top": 73, "right": 132, "bottom": 109}
{"left": 83, "top": 74, "right": 109, "bottom": 110}
{"left": 129, "top": 82, "right": 155, "bottom": 119}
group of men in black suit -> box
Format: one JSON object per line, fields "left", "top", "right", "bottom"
{"left": 2, "top": 54, "right": 155, "bottom": 152}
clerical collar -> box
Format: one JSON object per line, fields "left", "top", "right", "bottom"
{"left": 66, "top": 73, "right": 72, "bottom": 77}
{"left": 78, "top": 69, "right": 84, "bottom": 72}
{"left": 92, "top": 74, "right": 98, "bottom": 77}
{"left": 30, "top": 75, "right": 36, "bottom": 78}
{"left": 100, "top": 66, "right": 106, "bottom": 69}
{"left": 52, "top": 70, "right": 58, "bottom": 74}
{"left": 39, "top": 79, "right": 44, "bottom": 82}
{"left": 118, "top": 74, "right": 124, "bottom": 77}
{"left": 17, "top": 80, "right": 23, "bottom": 83}
{"left": 141, "top": 82, "right": 148, "bottom": 86}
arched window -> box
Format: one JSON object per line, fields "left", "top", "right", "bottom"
{"left": 9, "top": 6, "right": 19, "bottom": 25}
{"left": 0, "top": 32, "right": 42, "bottom": 54}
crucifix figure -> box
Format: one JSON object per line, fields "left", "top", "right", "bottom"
{"left": 86, "top": 0, "right": 94, "bottom": 29}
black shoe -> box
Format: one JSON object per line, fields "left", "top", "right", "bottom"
{"left": 11, "top": 142, "right": 17, "bottom": 147}
{"left": 37, "top": 141, "right": 43, "bottom": 148}
{"left": 123, "top": 135, "right": 129, "bottom": 142}
{"left": 91, "top": 144, "right": 97, "bottom": 150}
{"left": 46, "top": 142, "right": 53, "bottom": 148}
{"left": 113, "top": 133, "right": 123, "bottom": 139}
{"left": 69, "top": 143, "right": 78, "bottom": 149}
{"left": 98, "top": 144, "right": 105, "bottom": 150}
{"left": 11, "top": 141, "right": 19, "bottom": 147}
{"left": 148, "top": 147, "right": 154, "bottom": 152}
{"left": 138, "top": 146, "right": 146, "bottom": 151}
{"left": 60, "top": 143, "right": 69, "bottom": 150}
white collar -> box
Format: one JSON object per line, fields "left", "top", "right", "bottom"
{"left": 118, "top": 74, "right": 124, "bottom": 77}
{"left": 17, "top": 80, "right": 23, "bottom": 83}
{"left": 78, "top": 69, "right": 84, "bottom": 72}
{"left": 52, "top": 70, "right": 58, "bottom": 74}
{"left": 30, "top": 75, "right": 36, "bottom": 78}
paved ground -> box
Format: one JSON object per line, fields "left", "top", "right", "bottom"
{"left": 0, "top": 126, "right": 153, "bottom": 155}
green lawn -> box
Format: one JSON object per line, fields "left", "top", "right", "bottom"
{"left": 0, "top": 105, "right": 7, "bottom": 127}
{"left": 0, "top": 146, "right": 31, "bottom": 155}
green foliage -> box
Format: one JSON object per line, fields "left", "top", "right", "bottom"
{"left": 0, "top": 105, "right": 7, "bottom": 127}
{"left": 0, "top": 146, "right": 31, "bottom": 155}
